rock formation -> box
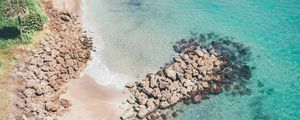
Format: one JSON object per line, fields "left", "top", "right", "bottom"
{"left": 121, "top": 47, "right": 225, "bottom": 120}
{"left": 121, "top": 32, "right": 253, "bottom": 120}
{"left": 12, "top": 1, "right": 93, "bottom": 119}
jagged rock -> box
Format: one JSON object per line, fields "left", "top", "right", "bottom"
{"left": 45, "top": 102, "right": 60, "bottom": 112}
{"left": 195, "top": 49, "right": 204, "bottom": 57}
{"left": 202, "top": 82, "right": 209, "bottom": 89}
{"left": 159, "top": 101, "right": 169, "bottom": 109}
{"left": 164, "top": 66, "right": 177, "bottom": 80}
{"left": 127, "top": 96, "right": 136, "bottom": 104}
{"left": 151, "top": 88, "right": 162, "bottom": 98}
{"left": 168, "top": 93, "right": 180, "bottom": 104}
{"left": 137, "top": 106, "right": 148, "bottom": 119}
{"left": 150, "top": 76, "right": 158, "bottom": 88}
{"left": 146, "top": 98, "right": 156, "bottom": 111}
{"left": 161, "top": 90, "right": 172, "bottom": 101}
{"left": 136, "top": 92, "right": 148, "bottom": 105}
{"left": 60, "top": 99, "right": 71, "bottom": 108}
{"left": 55, "top": 56, "right": 65, "bottom": 64}
{"left": 23, "top": 88, "right": 36, "bottom": 98}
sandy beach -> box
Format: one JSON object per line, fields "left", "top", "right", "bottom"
{"left": 60, "top": 75, "right": 126, "bottom": 120}
{"left": 50, "top": 0, "right": 128, "bottom": 119}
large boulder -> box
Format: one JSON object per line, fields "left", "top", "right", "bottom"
{"left": 168, "top": 93, "right": 180, "bottom": 105}
{"left": 23, "top": 88, "right": 36, "bottom": 98}
{"left": 137, "top": 106, "right": 148, "bottom": 119}
{"left": 45, "top": 101, "right": 60, "bottom": 112}
{"left": 159, "top": 101, "right": 170, "bottom": 109}
{"left": 164, "top": 66, "right": 177, "bottom": 80}
{"left": 149, "top": 75, "right": 158, "bottom": 88}
{"left": 151, "top": 88, "right": 162, "bottom": 98}
{"left": 136, "top": 92, "right": 148, "bottom": 105}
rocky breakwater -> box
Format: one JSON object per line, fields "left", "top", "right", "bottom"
{"left": 13, "top": 1, "right": 92, "bottom": 119}
{"left": 121, "top": 47, "right": 226, "bottom": 120}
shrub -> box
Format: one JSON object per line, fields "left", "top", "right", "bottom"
{"left": 22, "top": 13, "right": 43, "bottom": 33}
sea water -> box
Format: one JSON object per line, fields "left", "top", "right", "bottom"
{"left": 82, "top": 0, "right": 300, "bottom": 119}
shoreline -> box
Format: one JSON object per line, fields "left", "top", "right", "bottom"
{"left": 52, "top": 0, "right": 129, "bottom": 119}
{"left": 12, "top": 0, "right": 93, "bottom": 119}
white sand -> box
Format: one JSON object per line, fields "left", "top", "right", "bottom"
{"left": 60, "top": 75, "right": 126, "bottom": 120}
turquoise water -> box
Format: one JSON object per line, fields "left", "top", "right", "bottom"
{"left": 83, "top": 0, "right": 300, "bottom": 119}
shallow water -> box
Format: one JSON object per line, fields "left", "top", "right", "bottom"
{"left": 82, "top": 0, "right": 300, "bottom": 119}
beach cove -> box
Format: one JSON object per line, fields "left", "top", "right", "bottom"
{"left": 3, "top": 0, "right": 300, "bottom": 120}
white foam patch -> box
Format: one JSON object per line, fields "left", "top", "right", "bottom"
{"left": 80, "top": 1, "right": 131, "bottom": 89}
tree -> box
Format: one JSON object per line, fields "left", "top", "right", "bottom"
{"left": 3, "top": 0, "right": 28, "bottom": 43}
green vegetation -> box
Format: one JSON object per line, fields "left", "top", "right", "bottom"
{"left": 0, "top": 0, "right": 47, "bottom": 48}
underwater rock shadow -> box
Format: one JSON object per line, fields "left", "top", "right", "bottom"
{"left": 0, "top": 26, "right": 20, "bottom": 40}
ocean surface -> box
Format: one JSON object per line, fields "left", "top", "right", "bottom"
{"left": 81, "top": 0, "right": 300, "bottom": 119}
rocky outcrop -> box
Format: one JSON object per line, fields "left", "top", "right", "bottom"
{"left": 121, "top": 48, "right": 225, "bottom": 120}
{"left": 13, "top": 1, "right": 92, "bottom": 119}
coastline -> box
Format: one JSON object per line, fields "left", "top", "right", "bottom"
{"left": 12, "top": 0, "right": 93, "bottom": 119}
{"left": 52, "top": 0, "right": 129, "bottom": 119}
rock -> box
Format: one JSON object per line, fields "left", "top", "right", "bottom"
{"left": 45, "top": 102, "right": 60, "bottom": 112}
{"left": 164, "top": 66, "right": 177, "bottom": 80}
{"left": 174, "top": 57, "right": 182, "bottom": 62}
{"left": 195, "top": 49, "right": 204, "bottom": 57}
{"left": 181, "top": 54, "right": 190, "bottom": 61}
{"left": 55, "top": 56, "right": 65, "bottom": 64}
{"left": 161, "top": 90, "right": 172, "bottom": 101}
{"left": 172, "top": 112, "right": 178, "bottom": 117}
{"left": 60, "top": 99, "right": 71, "bottom": 108}
{"left": 23, "top": 88, "right": 36, "bottom": 98}
{"left": 193, "top": 95, "right": 202, "bottom": 103}
{"left": 137, "top": 106, "right": 148, "bottom": 119}
{"left": 168, "top": 93, "right": 180, "bottom": 104}
{"left": 202, "top": 82, "right": 209, "bottom": 89}
{"left": 125, "top": 83, "right": 135, "bottom": 88}
{"left": 192, "top": 69, "right": 199, "bottom": 76}
{"left": 180, "top": 87, "right": 188, "bottom": 96}
{"left": 136, "top": 92, "right": 148, "bottom": 105}
{"left": 41, "top": 65, "right": 50, "bottom": 72}
{"left": 150, "top": 76, "right": 158, "bottom": 88}
{"left": 60, "top": 15, "right": 70, "bottom": 22}
{"left": 127, "top": 96, "right": 136, "bottom": 104}
{"left": 151, "top": 88, "right": 162, "bottom": 98}
{"left": 44, "top": 46, "right": 51, "bottom": 53}
{"left": 146, "top": 98, "right": 156, "bottom": 111}
{"left": 159, "top": 101, "right": 170, "bottom": 109}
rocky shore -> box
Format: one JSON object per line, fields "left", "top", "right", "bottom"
{"left": 121, "top": 46, "right": 226, "bottom": 119}
{"left": 12, "top": 0, "right": 92, "bottom": 119}
{"left": 121, "top": 32, "right": 252, "bottom": 120}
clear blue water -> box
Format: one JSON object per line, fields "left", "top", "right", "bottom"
{"left": 83, "top": 0, "right": 300, "bottom": 119}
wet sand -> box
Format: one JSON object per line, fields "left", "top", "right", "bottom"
{"left": 60, "top": 75, "right": 126, "bottom": 120}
